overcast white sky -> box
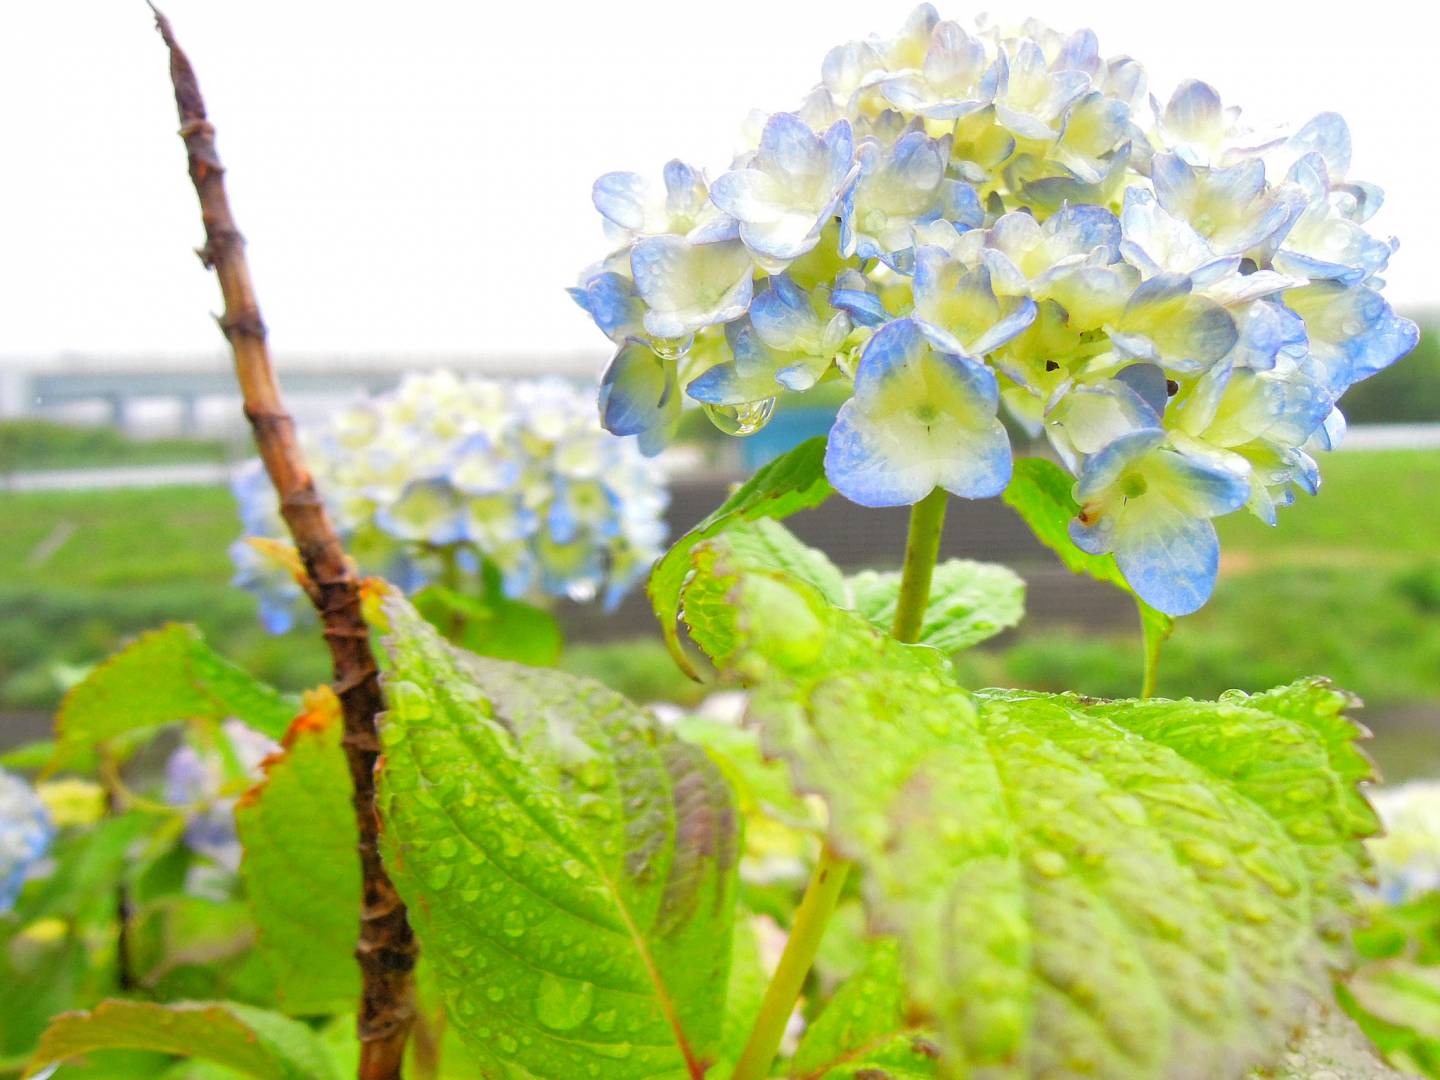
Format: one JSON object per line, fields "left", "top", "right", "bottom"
{"left": 1, "top": 0, "right": 1435, "bottom": 367}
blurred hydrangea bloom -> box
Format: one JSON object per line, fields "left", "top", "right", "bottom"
{"left": 164, "top": 719, "right": 279, "bottom": 872}
{"left": 230, "top": 373, "right": 669, "bottom": 629}
{"left": 573, "top": 5, "right": 1417, "bottom": 616}
{"left": 1367, "top": 780, "right": 1440, "bottom": 906}
{"left": 1, "top": 768, "right": 54, "bottom": 912}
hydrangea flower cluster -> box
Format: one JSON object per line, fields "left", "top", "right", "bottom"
{"left": 163, "top": 719, "right": 279, "bottom": 872}
{"left": 1367, "top": 780, "right": 1440, "bottom": 906}
{"left": 571, "top": 6, "right": 1417, "bottom": 615}
{"left": 0, "top": 768, "right": 53, "bottom": 912}
{"left": 231, "top": 372, "right": 670, "bottom": 631}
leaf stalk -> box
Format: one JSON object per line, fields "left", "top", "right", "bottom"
{"left": 730, "top": 484, "right": 949, "bottom": 1080}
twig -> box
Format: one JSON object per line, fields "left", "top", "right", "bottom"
{"left": 147, "top": 9, "right": 417, "bottom": 1077}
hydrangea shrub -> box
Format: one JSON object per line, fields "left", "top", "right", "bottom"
{"left": 10, "top": 8, "right": 1429, "bottom": 1080}
{"left": 231, "top": 371, "right": 670, "bottom": 632}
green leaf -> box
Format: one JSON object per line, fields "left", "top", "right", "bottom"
{"left": 791, "top": 939, "right": 938, "bottom": 1079}
{"left": 413, "top": 583, "right": 563, "bottom": 666}
{"left": 371, "top": 593, "right": 741, "bottom": 1078}
{"left": 24, "top": 1000, "right": 339, "bottom": 1080}
{"left": 1002, "top": 457, "right": 1173, "bottom": 687}
{"left": 649, "top": 436, "right": 833, "bottom": 677}
{"left": 681, "top": 546, "right": 1377, "bottom": 1079}
{"left": 847, "top": 559, "right": 1025, "bottom": 653}
{"left": 52, "top": 624, "right": 296, "bottom": 767}
{"left": 234, "top": 691, "right": 361, "bottom": 1016}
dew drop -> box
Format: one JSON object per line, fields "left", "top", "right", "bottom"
{"left": 562, "top": 859, "right": 586, "bottom": 880}
{"left": 592, "top": 1009, "right": 617, "bottom": 1033}
{"left": 651, "top": 336, "right": 693, "bottom": 360}
{"left": 486, "top": 986, "right": 505, "bottom": 1003}
{"left": 437, "top": 837, "right": 460, "bottom": 860}
{"left": 703, "top": 397, "right": 777, "bottom": 436}
{"left": 535, "top": 972, "right": 596, "bottom": 1030}
{"left": 425, "top": 863, "right": 454, "bottom": 889}
{"left": 498, "top": 1034, "right": 518, "bottom": 1054}
{"left": 502, "top": 910, "right": 526, "bottom": 938}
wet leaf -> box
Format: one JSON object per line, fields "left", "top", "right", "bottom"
{"left": 52, "top": 624, "right": 296, "bottom": 767}
{"left": 371, "top": 594, "right": 740, "bottom": 1078}
{"left": 649, "top": 436, "right": 832, "bottom": 677}
{"left": 791, "top": 939, "right": 937, "bottom": 1079}
{"left": 24, "top": 999, "right": 338, "bottom": 1079}
{"left": 682, "top": 535, "right": 1377, "bottom": 1079}
{"left": 235, "top": 689, "right": 361, "bottom": 1016}
{"left": 847, "top": 559, "right": 1025, "bottom": 653}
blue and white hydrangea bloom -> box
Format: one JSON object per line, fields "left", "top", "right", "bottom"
{"left": 164, "top": 720, "right": 279, "bottom": 872}
{"left": 572, "top": 5, "right": 1417, "bottom": 616}
{"left": 1, "top": 768, "right": 54, "bottom": 912}
{"left": 1365, "top": 780, "right": 1440, "bottom": 906}
{"left": 230, "top": 373, "right": 669, "bottom": 629}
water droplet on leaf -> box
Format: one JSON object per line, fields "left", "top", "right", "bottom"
{"left": 535, "top": 972, "right": 595, "bottom": 1030}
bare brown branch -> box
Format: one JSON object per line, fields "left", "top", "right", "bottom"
{"left": 148, "top": 9, "right": 416, "bottom": 1077}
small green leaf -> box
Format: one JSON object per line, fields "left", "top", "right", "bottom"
{"left": 847, "top": 559, "right": 1025, "bottom": 653}
{"left": 234, "top": 691, "right": 361, "bottom": 1016}
{"left": 1340, "top": 898, "right": 1440, "bottom": 1080}
{"left": 791, "top": 939, "right": 938, "bottom": 1079}
{"left": 24, "top": 999, "right": 339, "bottom": 1080}
{"left": 1002, "top": 457, "right": 1173, "bottom": 687}
{"left": 649, "top": 436, "right": 833, "bottom": 677}
{"left": 413, "top": 583, "right": 563, "bottom": 666}
{"left": 52, "top": 625, "right": 296, "bottom": 767}
{"left": 681, "top": 547, "right": 1377, "bottom": 1079}
{"left": 372, "top": 594, "right": 741, "bottom": 1078}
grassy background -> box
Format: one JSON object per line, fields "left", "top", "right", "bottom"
{"left": 0, "top": 420, "right": 231, "bottom": 473}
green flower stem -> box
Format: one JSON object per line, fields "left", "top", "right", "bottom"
{"left": 730, "top": 845, "right": 851, "bottom": 1080}
{"left": 891, "top": 486, "right": 950, "bottom": 644}
{"left": 730, "top": 484, "right": 950, "bottom": 1080}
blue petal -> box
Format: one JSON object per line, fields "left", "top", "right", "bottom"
{"left": 1114, "top": 363, "right": 1169, "bottom": 417}
{"left": 598, "top": 341, "right": 678, "bottom": 446}
{"left": 830, "top": 288, "right": 888, "bottom": 327}
{"left": 567, "top": 272, "right": 644, "bottom": 342}
{"left": 592, "top": 172, "right": 648, "bottom": 231}
{"left": 1113, "top": 505, "right": 1220, "bottom": 616}
{"left": 1073, "top": 428, "right": 1165, "bottom": 502}
{"left": 750, "top": 274, "right": 815, "bottom": 351}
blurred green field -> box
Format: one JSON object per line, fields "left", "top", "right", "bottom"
{"left": 0, "top": 420, "right": 231, "bottom": 473}
{"left": 2, "top": 447, "right": 1437, "bottom": 776}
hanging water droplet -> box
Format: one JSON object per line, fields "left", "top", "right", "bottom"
{"left": 651, "top": 335, "right": 693, "bottom": 361}
{"left": 703, "top": 397, "right": 777, "bottom": 436}
{"left": 535, "top": 972, "right": 596, "bottom": 1030}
